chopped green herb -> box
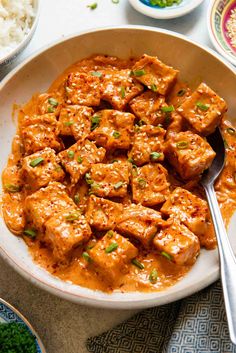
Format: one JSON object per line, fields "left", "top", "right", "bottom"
{"left": 150, "top": 0, "right": 182, "bottom": 7}
{"left": 91, "top": 71, "right": 102, "bottom": 77}
{"left": 120, "top": 86, "right": 126, "bottom": 99}
{"left": 112, "top": 0, "right": 119, "bottom": 3}
{"left": 74, "top": 194, "right": 80, "bottom": 204}
{"left": 107, "top": 230, "right": 114, "bottom": 238}
{"left": 161, "top": 251, "right": 172, "bottom": 261}
{"left": 137, "top": 178, "right": 147, "bottom": 188}
{"left": 87, "top": 2, "right": 97, "bottom": 9}
{"left": 196, "top": 102, "right": 209, "bottom": 111}
{"left": 176, "top": 141, "right": 188, "bottom": 149}
{"left": 128, "top": 157, "right": 134, "bottom": 164}
{"left": 113, "top": 131, "right": 121, "bottom": 139}
{"left": 86, "top": 244, "right": 95, "bottom": 250}
{"left": 4, "top": 184, "right": 21, "bottom": 193}
{"left": 227, "top": 127, "right": 235, "bottom": 135}
{"left": 105, "top": 242, "right": 118, "bottom": 253}
{"left": 132, "top": 258, "right": 145, "bottom": 269}
{"left": 64, "top": 121, "right": 74, "bottom": 126}
{"left": 177, "top": 88, "right": 186, "bottom": 97}
{"left": 67, "top": 150, "right": 75, "bottom": 159}
{"left": 91, "top": 115, "right": 101, "bottom": 131}
{"left": 150, "top": 84, "right": 158, "bottom": 92}
{"left": 85, "top": 173, "right": 94, "bottom": 185}
{"left": 149, "top": 268, "right": 158, "bottom": 283}
{"left": 82, "top": 252, "right": 92, "bottom": 262}
{"left": 48, "top": 97, "right": 59, "bottom": 107}
{"left": 30, "top": 157, "right": 44, "bottom": 167}
{"left": 111, "top": 159, "right": 119, "bottom": 163}
{"left": 23, "top": 229, "right": 37, "bottom": 238}
{"left": 47, "top": 106, "right": 55, "bottom": 113}
{"left": 137, "top": 119, "right": 145, "bottom": 126}
{"left": 150, "top": 152, "right": 162, "bottom": 161}
{"left": 114, "top": 181, "right": 123, "bottom": 190}
{"left": 132, "top": 164, "right": 138, "bottom": 176}
{"left": 161, "top": 105, "right": 175, "bottom": 113}
{"left": 130, "top": 69, "right": 146, "bottom": 77}
{"left": 77, "top": 156, "right": 83, "bottom": 164}
{"left": 0, "top": 322, "right": 37, "bottom": 353}
{"left": 65, "top": 212, "right": 79, "bottom": 221}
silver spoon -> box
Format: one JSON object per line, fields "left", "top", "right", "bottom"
{"left": 201, "top": 127, "right": 236, "bottom": 344}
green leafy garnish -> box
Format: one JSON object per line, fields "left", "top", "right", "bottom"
{"left": 112, "top": 0, "right": 119, "bottom": 3}
{"left": 120, "top": 86, "right": 126, "bottom": 99}
{"left": 77, "top": 156, "right": 83, "bottom": 164}
{"left": 114, "top": 181, "right": 123, "bottom": 190}
{"left": 87, "top": 2, "right": 97, "bottom": 9}
{"left": 161, "top": 105, "right": 175, "bottom": 113}
{"left": 48, "top": 98, "right": 59, "bottom": 107}
{"left": 91, "top": 115, "right": 101, "bottom": 131}
{"left": 47, "top": 106, "right": 55, "bottom": 113}
{"left": 0, "top": 322, "right": 37, "bottom": 353}
{"left": 132, "top": 258, "right": 145, "bottom": 269}
{"left": 105, "top": 242, "right": 118, "bottom": 253}
{"left": 4, "top": 184, "right": 21, "bottom": 193}
{"left": 137, "top": 178, "right": 147, "bottom": 188}
{"left": 130, "top": 69, "right": 146, "bottom": 77}
{"left": 82, "top": 252, "right": 92, "bottom": 262}
{"left": 65, "top": 212, "right": 79, "bottom": 221}
{"left": 23, "top": 229, "right": 37, "bottom": 238}
{"left": 64, "top": 121, "right": 74, "bottom": 126}
{"left": 150, "top": 152, "right": 162, "bottom": 161}
{"left": 91, "top": 71, "right": 102, "bottom": 77}
{"left": 149, "top": 268, "right": 158, "bottom": 283}
{"left": 67, "top": 150, "right": 75, "bottom": 159}
{"left": 176, "top": 141, "right": 188, "bottom": 149}
{"left": 196, "top": 102, "right": 209, "bottom": 111}
{"left": 150, "top": 84, "right": 157, "bottom": 92}
{"left": 161, "top": 251, "right": 172, "bottom": 261}
{"left": 150, "top": 0, "right": 182, "bottom": 7}
{"left": 74, "top": 194, "right": 80, "bottom": 204}
{"left": 85, "top": 173, "right": 93, "bottom": 185}
{"left": 113, "top": 131, "right": 121, "bottom": 139}
{"left": 29, "top": 157, "right": 44, "bottom": 167}
{"left": 107, "top": 230, "right": 114, "bottom": 238}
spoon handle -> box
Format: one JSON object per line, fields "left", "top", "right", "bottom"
{"left": 204, "top": 183, "right": 236, "bottom": 344}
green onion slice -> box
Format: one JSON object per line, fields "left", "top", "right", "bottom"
{"left": 91, "top": 71, "right": 102, "bottom": 77}
{"left": 132, "top": 258, "right": 145, "bottom": 269}
{"left": 114, "top": 181, "right": 123, "bottom": 190}
{"left": 112, "top": 0, "right": 119, "bottom": 3}
{"left": 91, "top": 115, "right": 101, "bottom": 131}
{"left": 4, "top": 184, "right": 21, "bottom": 193}
{"left": 30, "top": 157, "right": 44, "bottom": 167}
{"left": 77, "top": 156, "right": 83, "bottom": 164}
{"left": 161, "top": 251, "right": 172, "bottom": 261}
{"left": 64, "top": 121, "right": 74, "bottom": 126}
{"left": 196, "top": 102, "right": 209, "bottom": 111}
{"left": 161, "top": 105, "right": 175, "bottom": 113}
{"left": 177, "top": 89, "right": 186, "bottom": 97}
{"left": 107, "top": 230, "right": 114, "bottom": 238}
{"left": 87, "top": 2, "right": 97, "bottom": 9}
{"left": 67, "top": 150, "right": 74, "bottom": 159}
{"left": 176, "top": 141, "right": 188, "bottom": 149}
{"left": 113, "top": 131, "right": 121, "bottom": 139}
{"left": 48, "top": 98, "right": 59, "bottom": 107}
{"left": 227, "top": 127, "right": 235, "bottom": 135}
{"left": 74, "top": 194, "right": 80, "bottom": 204}
{"left": 149, "top": 268, "right": 158, "bottom": 283}
{"left": 105, "top": 242, "right": 118, "bottom": 253}
{"left": 23, "top": 229, "right": 37, "bottom": 238}
{"left": 130, "top": 69, "right": 146, "bottom": 77}
{"left": 82, "top": 252, "right": 92, "bottom": 262}
{"left": 65, "top": 213, "right": 79, "bottom": 221}
{"left": 47, "top": 106, "right": 55, "bottom": 113}
{"left": 120, "top": 86, "right": 126, "bottom": 99}
{"left": 137, "top": 178, "right": 147, "bottom": 188}
{"left": 150, "top": 152, "right": 162, "bottom": 160}
{"left": 150, "top": 84, "right": 157, "bottom": 92}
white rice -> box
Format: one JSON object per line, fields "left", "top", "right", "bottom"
{"left": 0, "top": 0, "right": 35, "bottom": 59}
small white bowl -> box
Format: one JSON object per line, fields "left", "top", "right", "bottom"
{"left": 128, "top": 0, "right": 205, "bottom": 19}
{"left": 0, "top": 0, "right": 40, "bottom": 67}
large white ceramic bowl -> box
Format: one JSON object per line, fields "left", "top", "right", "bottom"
{"left": 0, "top": 26, "right": 236, "bottom": 309}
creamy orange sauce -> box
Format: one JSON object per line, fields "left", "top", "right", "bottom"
{"left": 2, "top": 54, "right": 236, "bottom": 293}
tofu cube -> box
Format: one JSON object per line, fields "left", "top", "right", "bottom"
{"left": 161, "top": 187, "right": 208, "bottom": 236}
{"left": 116, "top": 204, "right": 162, "bottom": 248}
{"left": 36, "top": 93, "right": 63, "bottom": 117}
{"left": 129, "top": 91, "right": 167, "bottom": 125}
{"left": 86, "top": 195, "right": 123, "bottom": 230}
{"left": 89, "top": 231, "right": 138, "bottom": 285}
{"left": 166, "top": 83, "right": 191, "bottom": 108}
{"left": 20, "top": 114, "right": 62, "bottom": 155}
{"left": 89, "top": 109, "right": 135, "bottom": 149}
{"left": 21, "top": 147, "right": 65, "bottom": 191}
{"left": 132, "top": 54, "right": 178, "bottom": 95}
{"left": 165, "top": 112, "right": 183, "bottom": 140}
{"left": 177, "top": 83, "right": 227, "bottom": 136}
{"left": 59, "top": 105, "right": 93, "bottom": 141}
{"left": 25, "top": 182, "right": 76, "bottom": 231}
{"left": 89, "top": 161, "right": 130, "bottom": 198}
{"left": 58, "top": 139, "right": 106, "bottom": 184}
{"left": 153, "top": 219, "right": 200, "bottom": 265}
{"left": 45, "top": 209, "right": 91, "bottom": 260}
{"left": 132, "top": 163, "right": 170, "bottom": 206}
{"left": 165, "top": 131, "right": 216, "bottom": 180}
{"left": 129, "top": 125, "right": 165, "bottom": 166}
{"left": 65, "top": 72, "right": 102, "bottom": 106}
{"left": 101, "top": 69, "right": 144, "bottom": 110}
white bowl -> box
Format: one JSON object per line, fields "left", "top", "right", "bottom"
{"left": 128, "top": 0, "right": 205, "bottom": 19}
{"left": 0, "top": 0, "right": 40, "bottom": 67}
{"left": 0, "top": 26, "right": 236, "bottom": 309}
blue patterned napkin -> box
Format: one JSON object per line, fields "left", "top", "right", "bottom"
{"left": 87, "top": 281, "right": 236, "bottom": 353}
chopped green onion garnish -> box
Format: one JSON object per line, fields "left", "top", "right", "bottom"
{"left": 137, "top": 178, "right": 146, "bottom": 188}
{"left": 132, "top": 258, "right": 145, "bottom": 269}
{"left": 4, "top": 184, "right": 21, "bottom": 193}
{"left": 177, "top": 89, "right": 186, "bottom": 97}
{"left": 150, "top": 0, "right": 182, "bottom": 7}
{"left": 65, "top": 213, "right": 79, "bottom": 221}
{"left": 23, "top": 229, "right": 37, "bottom": 238}
{"left": 91, "top": 71, "right": 102, "bottom": 77}
{"left": 176, "top": 141, "right": 188, "bottom": 149}
{"left": 85, "top": 173, "right": 94, "bottom": 185}
{"left": 77, "top": 156, "right": 83, "bottom": 164}
{"left": 111, "top": 159, "right": 118, "bottom": 163}
{"left": 120, "top": 86, "right": 126, "bottom": 99}
{"left": 161, "top": 105, "right": 175, "bottom": 113}
{"left": 74, "top": 194, "right": 80, "bottom": 204}
{"left": 149, "top": 268, "right": 158, "bottom": 283}
{"left": 112, "top": 0, "right": 119, "bottom": 3}
{"left": 86, "top": 244, "right": 95, "bottom": 250}
{"left": 30, "top": 157, "right": 44, "bottom": 167}
{"left": 82, "top": 252, "right": 92, "bottom": 262}
{"left": 48, "top": 98, "right": 59, "bottom": 107}
{"left": 128, "top": 157, "right": 134, "bottom": 164}
{"left": 87, "top": 2, "right": 97, "bottom": 9}
{"left": 137, "top": 119, "right": 145, "bottom": 126}
{"left": 161, "top": 251, "right": 172, "bottom": 261}
{"left": 196, "top": 102, "right": 209, "bottom": 111}
{"left": 132, "top": 164, "right": 138, "bottom": 176}
{"left": 91, "top": 115, "right": 101, "bottom": 131}
{"left": 67, "top": 150, "right": 74, "bottom": 159}
{"left": 227, "top": 127, "right": 235, "bottom": 135}
{"left": 107, "top": 230, "right": 114, "bottom": 238}
{"left": 64, "top": 121, "right": 74, "bottom": 126}
{"left": 105, "top": 242, "right": 118, "bottom": 253}
{"left": 114, "top": 181, "right": 123, "bottom": 190}
{"left": 150, "top": 84, "right": 157, "bottom": 92}
{"left": 113, "top": 131, "right": 120, "bottom": 139}
{"left": 47, "top": 106, "right": 55, "bottom": 113}
{"left": 150, "top": 152, "right": 162, "bottom": 160}
{"left": 130, "top": 69, "right": 146, "bottom": 77}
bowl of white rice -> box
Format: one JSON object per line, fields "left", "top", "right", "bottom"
{"left": 0, "top": 0, "right": 40, "bottom": 66}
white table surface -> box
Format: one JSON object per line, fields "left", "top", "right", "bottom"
{"left": 0, "top": 1, "right": 217, "bottom": 352}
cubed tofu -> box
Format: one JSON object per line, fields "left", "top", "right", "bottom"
{"left": 153, "top": 219, "right": 200, "bottom": 265}
{"left": 167, "top": 83, "right": 191, "bottom": 108}
{"left": 161, "top": 187, "right": 208, "bottom": 236}
{"left": 129, "top": 125, "right": 165, "bottom": 166}
{"left": 86, "top": 195, "right": 123, "bottom": 230}
{"left": 177, "top": 83, "right": 227, "bottom": 136}
{"left": 36, "top": 93, "right": 63, "bottom": 116}
{"left": 165, "top": 131, "right": 216, "bottom": 180}
{"left": 20, "top": 114, "right": 62, "bottom": 155}
{"left": 89, "top": 231, "right": 138, "bottom": 285}
{"left": 129, "top": 91, "right": 167, "bottom": 126}
{"left": 165, "top": 112, "right": 183, "bottom": 140}
{"left": 25, "top": 182, "right": 76, "bottom": 231}
{"left": 88, "top": 109, "right": 135, "bottom": 150}
{"left": 21, "top": 147, "right": 65, "bottom": 191}
{"left": 116, "top": 204, "right": 162, "bottom": 247}
{"left": 45, "top": 209, "right": 91, "bottom": 260}
{"left": 58, "top": 139, "right": 106, "bottom": 184}
{"left": 132, "top": 54, "right": 178, "bottom": 95}
{"left": 65, "top": 72, "right": 101, "bottom": 106}
{"left": 2, "top": 192, "right": 26, "bottom": 235}
{"left": 88, "top": 161, "right": 130, "bottom": 198}
{"left": 101, "top": 69, "right": 144, "bottom": 110}
{"left": 59, "top": 105, "right": 93, "bottom": 140}
{"left": 132, "top": 163, "right": 170, "bottom": 206}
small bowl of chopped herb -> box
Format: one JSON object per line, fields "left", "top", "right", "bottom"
{"left": 207, "top": 0, "right": 236, "bottom": 66}
{"left": 128, "top": 0, "right": 205, "bottom": 19}
{"left": 0, "top": 298, "right": 46, "bottom": 353}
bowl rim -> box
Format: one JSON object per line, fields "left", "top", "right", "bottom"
{"left": 0, "top": 0, "right": 41, "bottom": 66}
{"left": 207, "top": 0, "right": 236, "bottom": 66}
{"left": 0, "top": 25, "right": 236, "bottom": 309}
{"left": 128, "top": 0, "right": 205, "bottom": 19}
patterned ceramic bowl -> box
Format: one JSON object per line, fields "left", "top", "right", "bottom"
{"left": 208, "top": 0, "right": 236, "bottom": 66}
{"left": 0, "top": 298, "right": 46, "bottom": 352}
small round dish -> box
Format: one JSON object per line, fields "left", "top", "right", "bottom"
{"left": 208, "top": 0, "right": 236, "bottom": 66}
{"left": 128, "top": 0, "right": 205, "bottom": 19}
{"left": 0, "top": 298, "right": 46, "bottom": 352}
{"left": 0, "top": 0, "right": 40, "bottom": 67}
